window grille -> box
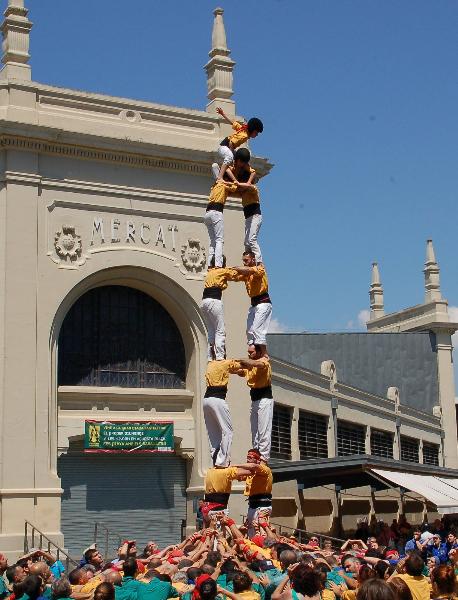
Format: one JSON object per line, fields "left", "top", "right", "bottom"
{"left": 370, "top": 429, "right": 394, "bottom": 459}
{"left": 400, "top": 436, "right": 419, "bottom": 463}
{"left": 423, "top": 442, "right": 439, "bottom": 466}
{"left": 337, "top": 421, "right": 365, "bottom": 456}
{"left": 271, "top": 404, "right": 292, "bottom": 459}
{"left": 298, "top": 412, "right": 328, "bottom": 459}
{"left": 58, "top": 285, "right": 186, "bottom": 389}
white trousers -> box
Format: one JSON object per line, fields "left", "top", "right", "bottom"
{"left": 204, "top": 210, "right": 224, "bottom": 268}
{"left": 247, "top": 506, "right": 272, "bottom": 538}
{"left": 217, "top": 145, "right": 235, "bottom": 166}
{"left": 247, "top": 302, "right": 272, "bottom": 346}
{"left": 251, "top": 396, "right": 274, "bottom": 462}
{"left": 245, "top": 214, "right": 263, "bottom": 263}
{"left": 201, "top": 298, "right": 225, "bottom": 360}
{"left": 203, "top": 395, "right": 233, "bottom": 467}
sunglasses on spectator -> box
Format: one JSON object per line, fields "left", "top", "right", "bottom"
{"left": 310, "top": 538, "right": 318, "bottom": 542}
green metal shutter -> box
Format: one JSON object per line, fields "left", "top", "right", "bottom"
{"left": 58, "top": 452, "right": 187, "bottom": 557}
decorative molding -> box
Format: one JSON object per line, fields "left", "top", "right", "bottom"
{"left": 54, "top": 225, "right": 82, "bottom": 262}
{"left": 180, "top": 238, "right": 206, "bottom": 274}
{"left": 0, "top": 134, "right": 213, "bottom": 175}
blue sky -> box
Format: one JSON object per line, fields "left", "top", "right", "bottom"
{"left": 27, "top": 0, "right": 458, "bottom": 334}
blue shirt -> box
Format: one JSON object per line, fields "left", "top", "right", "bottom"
{"left": 50, "top": 561, "right": 66, "bottom": 580}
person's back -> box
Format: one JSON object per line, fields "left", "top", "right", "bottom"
{"left": 137, "top": 577, "right": 178, "bottom": 600}
{"left": 121, "top": 558, "right": 145, "bottom": 598}
{"left": 392, "top": 555, "right": 430, "bottom": 600}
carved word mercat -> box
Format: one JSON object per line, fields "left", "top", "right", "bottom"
{"left": 90, "top": 217, "right": 178, "bottom": 250}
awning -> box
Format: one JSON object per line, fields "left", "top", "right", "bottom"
{"left": 364, "top": 469, "right": 458, "bottom": 514}
{"left": 271, "top": 455, "right": 458, "bottom": 515}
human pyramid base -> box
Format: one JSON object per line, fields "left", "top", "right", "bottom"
{"left": 200, "top": 107, "right": 273, "bottom": 536}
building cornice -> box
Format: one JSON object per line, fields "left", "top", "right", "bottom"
{"left": 0, "top": 79, "right": 274, "bottom": 176}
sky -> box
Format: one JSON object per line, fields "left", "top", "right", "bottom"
{"left": 25, "top": 1, "right": 458, "bottom": 337}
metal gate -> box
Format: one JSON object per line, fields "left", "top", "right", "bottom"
{"left": 58, "top": 452, "right": 187, "bottom": 557}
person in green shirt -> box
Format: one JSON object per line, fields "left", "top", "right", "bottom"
{"left": 0, "top": 554, "right": 9, "bottom": 599}
{"left": 121, "top": 558, "right": 145, "bottom": 597}
{"left": 104, "top": 571, "right": 137, "bottom": 600}
{"left": 137, "top": 575, "right": 178, "bottom": 600}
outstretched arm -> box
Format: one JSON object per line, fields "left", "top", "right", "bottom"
{"left": 216, "top": 107, "right": 233, "bottom": 126}
{"left": 232, "top": 266, "right": 256, "bottom": 276}
{"left": 238, "top": 358, "right": 268, "bottom": 369}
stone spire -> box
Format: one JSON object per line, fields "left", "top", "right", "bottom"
{"left": 369, "top": 262, "right": 385, "bottom": 320}
{"left": 0, "top": 0, "right": 32, "bottom": 80}
{"left": 424, "top": 239, "right": 442, "bottom": 303}
{"left": 204, "top": 7, "right": 235, "bottom": 115}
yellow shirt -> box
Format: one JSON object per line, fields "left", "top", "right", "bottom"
{"left": 78, "top": 576, "right": 104, "bottom": 593}
{"left": 205, "top": 466, "right": 239, "bottom": 494}
{"left": 341, "top": 591, "right": 356, "bottom": 600}
{"left": 393, "top": 575, "right": 431, "bottom": 600}
{"left": 242, "top": 264, "right": 269, "bottom": 298}
{"left": 205, "top": 359, "right": 240, "bottom": 387}
{"left": 243, "top": 357, "right": 271, "bottom": 389}
{"left": 243, "top": 538, "right": 272, "bottom": 559}
{"left": 244, "top": 463, "right": 273, "bottom": 497}
{"left": 228, "top": 121, "right": 249, "bottom": 148}
{"left": 241, "top": 186, "right": 260, "bottom": 207}
{"left": 322, "top": 590, "right": 336, "bottom": 600}
{"left": 209, "top": 180, "right": 238, "bottom": 205}
{"left": 204, "top": 267, "right": 241, "bottom": 290}
{"left": 225, "top": 166, "right": 260, "bottom": 207}
{"left": 237, "top": 592, "right": 261, "bottom": 600}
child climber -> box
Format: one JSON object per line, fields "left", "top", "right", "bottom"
{"left": 212, "top": 107, "right": 263, "bottom": 182}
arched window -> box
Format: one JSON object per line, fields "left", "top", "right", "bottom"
{"left": 58, "top": 285, "right": 186, "bottom": 388}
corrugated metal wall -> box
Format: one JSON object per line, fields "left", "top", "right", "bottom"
{"left": 58, "top": 452, "right": 187, "bottom": 557}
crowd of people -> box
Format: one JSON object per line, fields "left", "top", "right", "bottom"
{"left": 2, "top": 516, "right": 458, "bottom": 600}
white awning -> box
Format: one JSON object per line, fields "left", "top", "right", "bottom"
{"left": 371, "top": 468, "right": 458, "bottom": 514}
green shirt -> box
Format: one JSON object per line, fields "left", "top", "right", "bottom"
{"left": 42, "top": 587, "right": 52, "bottom": 600}
{"left": 0, "top": 577, "right": 8, "bottom": 599}
{"left": 137, "top": 580, "right": 178, "bottom": 600}
{"left": 115, "top": 585, "right": 138, "bottom": 600}
{"left": 217, "top": 575, "right": 265, "bottom": 600}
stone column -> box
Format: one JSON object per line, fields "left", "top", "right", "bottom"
{"left": 365, "top": 425, "right": 371, "bottom": 455}
{"left": 434, "top": 330, "right": 458, "bottom": 468}
{"left": 0, "top": 151, "right": 63, "bottom": 557}
{"left": 291, "top": 406, "right": 300, "bottom": 461}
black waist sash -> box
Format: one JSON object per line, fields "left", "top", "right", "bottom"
{"left": 250, "top": 386, "right": 273, "bottom": 401}
{"left": 248, "top": 493, "right": 273, "bottom": 509}
{"left": 203, "top": 287, "right": 223, "bottom": 300}
{"left": 204, "top": 386, "right": 228, "bottom": 399}
{"left": 244, "top": 203, "right": 261, "bottom": 218}
{"left": 251, "top": 292, "right": 271, "bottom": 307}
{"left": 206, "top": 202, "right": 224, "bottom": 213}
{"left": 204, "top": 492, "right": 230, "bottom": 507}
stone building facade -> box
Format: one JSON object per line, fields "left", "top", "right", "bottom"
{"left": 0, "top": 1, "right": 456, "bottom": 556}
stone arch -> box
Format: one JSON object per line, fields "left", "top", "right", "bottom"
{"left": 49, "top": 265, "right": 207, "bottom": 474}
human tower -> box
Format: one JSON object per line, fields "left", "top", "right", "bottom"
{"left": 199, "top": 108, "right": 273, "bottom": 535}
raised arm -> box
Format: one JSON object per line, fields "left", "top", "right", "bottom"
{"left": 216, "top": 107, "right": 233, "bottom": 126}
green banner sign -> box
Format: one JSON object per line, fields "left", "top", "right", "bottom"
{"left": 84, "top": 420, "right": 174, "bottom": 454}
